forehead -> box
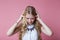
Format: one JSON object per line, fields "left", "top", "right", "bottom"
{"left": 26, "top": 14, "right": 35, "bottom": 18}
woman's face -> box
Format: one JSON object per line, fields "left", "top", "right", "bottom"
{"left": 25, "top": 13, "right": 36, "bottom": 25}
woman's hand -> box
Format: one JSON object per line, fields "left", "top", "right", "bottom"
{"left": 17, "top": 14, "right": 23, "bottom": 23}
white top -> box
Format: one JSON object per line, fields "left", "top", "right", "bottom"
{"left": 22, "top": 24, "right": 38, "bottom": 40}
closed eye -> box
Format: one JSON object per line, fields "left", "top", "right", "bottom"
{"left": 27, "top": 18, "right": 29, "bottom": 19}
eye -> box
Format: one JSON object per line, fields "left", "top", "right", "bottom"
{"left": 27, "top": 18, "right": 29, "bottom": 19}
{"left": 31, "top": 18, "right": 34, "bottom": 19}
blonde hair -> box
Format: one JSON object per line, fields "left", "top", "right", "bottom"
{"left": 18, "top": 6, "right": 42, "bottom": 40}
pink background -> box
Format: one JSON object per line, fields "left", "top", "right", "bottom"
{"left": 0, "top": 0, "right": 60, "bottom": 40}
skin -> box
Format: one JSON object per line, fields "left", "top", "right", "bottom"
{"left": 25, "top": 14, "right": 36, "bottom": 25}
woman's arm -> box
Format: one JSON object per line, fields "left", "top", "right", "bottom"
{"left": 7, "top": 20, "right": 22, "bottom": 36}
{"left": 37, "top": 15, "right": 53, "bottom": 36}
{"left": 7, "top": 22, "right": 18, "bottom": 36}
{"left": 7, "top": 15, "right": 23, "bottom": 36}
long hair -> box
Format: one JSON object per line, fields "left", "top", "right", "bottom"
{"left": 18, "top": 6, "right": 42, "bottom": 40}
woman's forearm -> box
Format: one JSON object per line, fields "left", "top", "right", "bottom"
{"left": 7, "top": 15, "right": 23, "bottom": 36}
{"left": 7, "top": 22, "right": 18, "bottom": 36}
{"left": 37, "top": 18, "right": 52, "bottom": 36}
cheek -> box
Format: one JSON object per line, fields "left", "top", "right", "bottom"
{"left": 31, "top": 19, "right": 35, "bottom": 22}
{"left": 31, "top": 20, "right": 34, "bottom": 22}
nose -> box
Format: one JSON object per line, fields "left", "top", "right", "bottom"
{"left": 29, "top": 19, "right": 31, "bottom": 22}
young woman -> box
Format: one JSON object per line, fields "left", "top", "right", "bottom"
{"left": 7, "top": 6, "right": 53, "bottom": 40}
